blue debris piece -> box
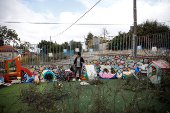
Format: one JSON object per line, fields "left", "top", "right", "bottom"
{"left": 109, "top": 56, "right": 113, "bottom": 60}
{"left": 119, "top": 65, "right": 124, "bottom": 69}
{"left": 111, "top": 65, "right": 115, "bottom": 68}
{"left": 128, "top": 63, "right": 134, "bottom": 66}
{"left": 134, "top": 66, "right": 140, "bottom": 72}
{"left": 114, "top": 64, "right": 119, "bottom": 69}
{"left": 120, "top": 56, "right": 123, "bottom": 60}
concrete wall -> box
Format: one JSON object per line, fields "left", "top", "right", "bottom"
{"left": 99, "top": 42, "right": 108, "bottom": 51}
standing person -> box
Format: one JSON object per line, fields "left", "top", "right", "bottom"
{"left": 73, "top": 52, "right": 84, "bottom": 81}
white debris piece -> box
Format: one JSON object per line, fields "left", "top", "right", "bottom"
{"left": 80, "top": 81, "right": 90, "bottom": 85}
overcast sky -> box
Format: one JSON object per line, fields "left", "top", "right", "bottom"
{"left": 0, "top": 0, "right": 170, "bottom": 45}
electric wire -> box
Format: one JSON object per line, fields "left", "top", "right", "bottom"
{"left": 0, "top": 21, "right": 133, "bottom": 25}
{"left": 52, "top": 0, "right": 101, "bottom": 37}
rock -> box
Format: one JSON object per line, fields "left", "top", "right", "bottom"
{"left": 93, "top": 60, "right": 97, "bottom": 63}
{"left": 29, "top": 68, "right": 35, "bottom": 73}
{"left": 109, "top": 56, "right": 113, "bottom": 60}
{"left": 127, "top": 68, "right": 131, "bottom": 71}
{"left": 114, "top": 65, "right": 119, "bottom": 69}
{"left": 117, "top": 59, "right": 120, "bottom": 63}
{"left": 128, "top": 63, "right": 134, "bottom": 66}
{"left": 140, "top": 59, "right": 143, "bottom": 63}
{"left": 117, "top": 63, "right": 121, "bottom": 66}
{"left": 137, "top": 62, "right": 143, "bottom": 66}
{"left": 120, "top": 60, "right": 125, "bottom": 64}
{"left": 113, "top": 68, "right": 118, "bottom": 73}
{"left": 144, "top": 59, "right": 149, "bottom": 64}
{"left": 120, "top": 56, "right": 123, "bottom": 60}
{"left": 111, "top": 65, "right": 114, "bottom": 68}
{"left": 119, "top": 65, "right": 124, "bottom": 69}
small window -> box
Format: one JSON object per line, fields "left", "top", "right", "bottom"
{"left": 9, "top": 54, "right": 11, "bottom": 57}
{"left": 0, "top": 54, "right": 2, "bottom": 57}
{"left": 152, "top": 67, "right": 156, "bottom": 75}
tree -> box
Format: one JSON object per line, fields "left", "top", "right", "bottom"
{"left": 101, "top": 28, "right": 109, "bottom": 38}
{"left": 85, "top": 32, "right": 93, "bottom": 47}
{"left": 137, "top": 20, "right": 170, "bottom": 36}
{"left": 70, "top": 40, "right": 82, "bottom": 53}
{"left": 0, "top": 25, "right": 19, "bottom": 46}
{"left": 108, "top": 20, "right": 170, "bottom": 51}
{"left": 38, "top": 40, "right": 54, "bottom": 53}
{"left": 62, "top": 42, "right": 69, "bottom": 49}
{"left": 0, "top": 38, "right": 4, "bottom": 46}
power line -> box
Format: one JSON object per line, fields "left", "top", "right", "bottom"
{"left": 0, "top": 21, "right": 132, "bottom": 25}
{"left": 52, "top": 0, "right": 101, "bottom": 37}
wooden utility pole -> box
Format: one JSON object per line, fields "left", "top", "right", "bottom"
{"left": 133, "top": 0, "right": 137, "bottom": 57}
{"left": 50, "top": 36, "right": 51, "bottom": 53}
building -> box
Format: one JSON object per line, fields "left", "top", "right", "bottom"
{"left": 92, "top": 36, "right": 100, "bottom": 50}
{"left": 0, "top": 45, "right": 18, "bottom": 69}
{"left": 0, "top": 45, "right": 18, "bottom": 60}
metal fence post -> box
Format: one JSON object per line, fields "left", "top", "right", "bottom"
{"left": 168, "top": 32, "right": 169, "bottom": 57}
{"left": 44, "top": 45, "right": 46, "bottom": 65}
{"left": 70, "top": 41, "right": 72, "bottom": 64}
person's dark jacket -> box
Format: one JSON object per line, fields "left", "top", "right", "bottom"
{"left": 74, "top": 57, "right": 84, "bottom": 68}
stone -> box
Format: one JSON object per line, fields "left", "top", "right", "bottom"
{"left": 93, "top": 60, "right": 97, "bottom": 63}
{"left": 125, "top": 65, "right": 128, "bottom": 68}
{"left": 125, "top": 60, "right": 129, "bottom": 64}
{"left": 129, "top": 60, "right": 134, "bottom": 63}
{"left": 107, "top": 61, "right": 110, "bottom": 65}
{"left": 127, "top": 68, "right": 130, "bottom": 71}
{"left": 29, "top": 68, "right": 35, "bottom": 73}
{"left": 120, "top": 60, "right": 125, "bottom": 64}
{"left": 123, "top": 68, "right": 127, "bottom": 71}
{"left": 137, "top": 62, "right": 143, "bottom": 66}
{"left": 128, "top": 65, "right": 134, "bottom": 69}
{"left": 144, "top": 59, "right": 149, "bottom": 64}
{"left": 116, "top": 55, "right": 120, "bottom": 58}
{"left": 103, "top": 61, "right": 107, "bottom": 65}
{"left": 34, "top": 71, "right": 39, "bottom": 75}
{"left": 117, "top": 63, "right": 121, "bottom": 66}
{"left": 96, "top": 62, "right": 100, "bottom": 65}
{"left": 113, "top": 68, "right": 118, "bottom": 73}
{"left": 120, "top": 56, "right": 123, "bottom": 60}
{"left": 128, "top": 63, "right": 134, "bottom": 66}
{"left": 111, "top": 65, "right": 114, "bottom": 68}
{"left": 120, "top": 69, "right": 123, "bottom": 72}
{"left": 35, "top": 66, "right": 39, "bottom": 70}
{"left": 119, "top": 65, "right": 124, "bottom": 69}
{"left": 109, "top": 56, "right": 113, "bottom": 60}
{"left": 114, "top": 64, "right": 119, "bottom": 69}
{"left": 117, "top": 59, "right": 120, "bottom": 63}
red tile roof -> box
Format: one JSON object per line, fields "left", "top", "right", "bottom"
{"left": 93, "top": 36, "right": 98, "bottom": 38}
{"left": 0, "top": 45, "right": 18, "bottom": 52}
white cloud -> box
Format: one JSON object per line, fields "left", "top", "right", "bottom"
{"left": 37, "top": 0, "right": 45, "bottom": 2}
{"left": 0, "top": 0, "right": 170, "bottom": 46}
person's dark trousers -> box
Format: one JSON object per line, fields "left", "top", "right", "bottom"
{"left": 75, "top": 67, "right": 81, "bottom": 79}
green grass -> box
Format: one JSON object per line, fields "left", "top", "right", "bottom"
{"left": 0, "top": 78, "right": 170, "bottom": 113}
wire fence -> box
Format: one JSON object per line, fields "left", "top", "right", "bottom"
{"left": 0, "top": 44, "right": 76, "bottom": 69}
{"left": 0, "top": 32, "right": 170, "bottom": 69}
{"left": 90, "top": 32, "right": 170, "bottom": 57}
